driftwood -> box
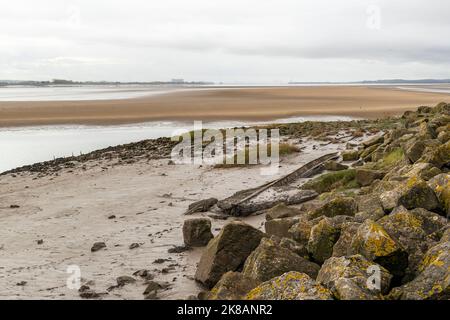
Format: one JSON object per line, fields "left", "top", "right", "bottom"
{"left": 216, "top": 152, "right": 339, "bottom": 216}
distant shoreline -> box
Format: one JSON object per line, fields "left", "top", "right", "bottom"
{"left": 0, "top": 85, "right": 450, "bottom": 127}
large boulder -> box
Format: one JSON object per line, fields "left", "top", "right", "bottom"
{"left": 245, "top": 272, "right": 333, "bottom": 300}
{"left": 406, "top": 140, "right": 426, "bottom": 163}
{"left": 419, "top": 140, "right": 450, "bottom": 168}
{"left": 317, "top": 255, "right": 392, "bottom": 300}
{"left": 354, "top": 194, "right": 385, "bottom": 221}
{"left": 207, "top": 272, "right": 259, "bottom": 300}
{"left": 380, "top": 177, "right": 440, "bottom": 212}
{"left": 388, "top": 241, "right": 450, "bottom": 300}
{"left": 428, "top": 173, "right": 450, "bottom": 217}
{"left": 195, "top": 221, "right": 265, "bottom": 288}
{"left": 265, "top": 203, "right": 302, "bottom": 221}
{"left": 310, "top": 197, "right": 358, "bottom": 219}
{"left": 332, "top": 222, "right": 361, "bottom": 257}
{"left": 183, "top": 218, "right": 213, "bottom": 247}
{"left": 288, "top": 219, "right": 314, "bottom": 245}
{"left": 397, "top": 177, "right": 440, "bottom": 211}
{"left": 341, "top": 150, "right": 359, "bottom": 161}
{"left": 265, "top": 217, "right": 300, "bottom": 238}
{"left": 242, "top": 238, "right": 320, "bottom": 282}
{"left": 350, "top": 220, "right": 408, "bottom": 277}
{"left": 355, "top": 169, "right": 386, "bottom": 187}
{"left": 307, "top": 218, "right": 341, "bottom": 264}
{"left": 378, "top": 207, "right": 447, "bottom": 280}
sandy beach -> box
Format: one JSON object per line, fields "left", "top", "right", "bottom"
{"left": 1, "top": 86, "right": 450, "bottom": 127}
{"left": 0, "top": 131, "right": 353, "bottom": 299}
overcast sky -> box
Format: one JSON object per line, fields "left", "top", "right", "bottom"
{"left": 1, "top": 0, "right": 449, "bottom": 83}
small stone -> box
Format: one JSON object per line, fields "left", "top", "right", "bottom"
{"left": 129, "top": 243, "right": 140, "bottom": 249}
{"left": 116, "top": 276, "right": 136, "bottom": 286}
{"left": 90, "top": 242, "right": 106, "bottom": 252}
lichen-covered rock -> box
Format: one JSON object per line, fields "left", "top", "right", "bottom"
{"left": 360, "top": 144, "right": 381, "bottom": 161}
{"left": 332, "top": 222, "right": 361, "bottom": 257}
{"left": 378, "top": 207, "right": 446, "bottom": 280}
{"left": 418, "top": 121, "right": 437, "bottom": 139}
{"left": 307, "top": 218, "right": 341, "bottom": 264}
{"left": 317, "top": 255, "right": 392, "bottom": 300}
{"left": 245, "top": 272, "right": 333, "bottom": 300}
{"left": 388, "top": 241, "right": 450, "bottom": 300}
{"left": 354, "top": 194, "right": 385, "bottom": 221}
{"left": 324, "top": 160, "right": 348, "bottom": 171}
{"left": 207, "top": 272, "right": 259, "bottom": 300}
{"left": 195, "top": 221, "right": 265, "bottom": 288}
{"left": 288, "top": 219, "right": 313, "bottom": 244}
{"left": 403, "top": 162, "right": 441, "bottom": 181}
{"left": 342, "top": 150, "right": 359, "bottom": 161}
{"left": 428, "top": 173, "right": 450, "bottom": 217}
{"left": 355, "top": 169, "right": 386, "bottom": 187}
{"left": 242, "top": 238, "right": 320, "bottom": 282}
{"left": 406, "top": 140, "right": 426, "bottom": 163}
{"left": 419, "top": 140, "right": 450, "bottom": 168}
{"left": 279, "top": 237, "right": 309, "bottom": 258}
{"left": 398, "top": 177, "right": 440, "bottom": 211}
{"left": 310, "top": 197, "right": 358, "bottom": 219}
{"left": 265, "top": 217, "right": 300, "bottom": 238}
{"left": 437, "top": 130, "right": 450, "bottom": 144}
{"left": 380, "top": 177, "right": 440, "bottom": 212}
{"left": 265, "top": 203, "right": 302, "bottom": 221}
{"left": 183, "top": 218, "right": 213, "bottom": 247}
{"left": 350, "top": 220, "right": 408, "bottom": 277}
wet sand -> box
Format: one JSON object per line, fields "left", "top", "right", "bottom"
{"left": 1, "top": 86, "right": 450, "bottom": 127}
{"left": 0, "top": 134, "right": 354, "bottom": 299}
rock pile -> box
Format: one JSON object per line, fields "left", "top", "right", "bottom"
{"left": 193, "top": 103, "right": 449, "bottom": 300}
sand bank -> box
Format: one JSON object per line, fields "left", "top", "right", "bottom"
{"left": 1, "top": 86, "right": 450, "bottom": 127}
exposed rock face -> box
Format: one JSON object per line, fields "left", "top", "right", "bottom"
{"left": 419, "top": 140, "right": 450, "bottom": 168}
{"left": 428, "top": 173, "right": 450, "bottom": 217}
{"left": 185, "top": 198, "right": 218, "bottom": 215}
{"left": 265, "top": 203, "right": 302, "bottom": 221}
{"left": 355, "top": 195, "right": 385, "bottom": 221}
{"left": 288, "top": 219, "right": 314, "bottom": 244}
{"left": 355, "top": 169, "right": 386, "bottom": 187}
{"left": 388, "top": 241, "right": 450, "bottom": 300}
{"left": 207, "top": 272, "right": 259, "bottom": 300}
{"left": 310, "top": 197, "right": 358, "bottom": 219}
{"left": 350, "top": 220, "right": 408, "bottom": 277}
{"left": 242, "top": 238, "right": 320, "bottom": 282}
{"left": 245, "top": 272, "right": 333, "bottom": 300}
{"left": 406, "top": 140, "right": 426, "bottom": 163}
{"left": 332, "top": 222, "right": 361, "bottom": 257}
{"left": 397, "top": 177, "right": 440, "bottom": 211}
{"left": 317, "top": 255, "right": 392, "bottom": 300}
{"left": 342, "top": 150, "right": 359, "bottom": 161}
{"left": 183, "top": 218, "right": 214, "bottom": 247}
{"left": 195, "top": 221, "right": 265, "bottom": 288}
{"left": 265, "top": 217, "right": 300, "bottom": 238}
{"left": 307, "top": 218, "right": 341, "bottom": 264}
{"left": 378, "top": 207, "right": 447, "bottom": 280}
{"left": 279, "top": 237, "right": 309, "bottom": 258}
{"left": 380, "top": 177, "right": 440, "bottom": 212}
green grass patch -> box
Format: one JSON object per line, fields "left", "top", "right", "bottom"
{"left": 214, "top": 143, "right": 300, "bottom": 168}
{"left": 301, "top": 169, "right": 358, "bottom": 194}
